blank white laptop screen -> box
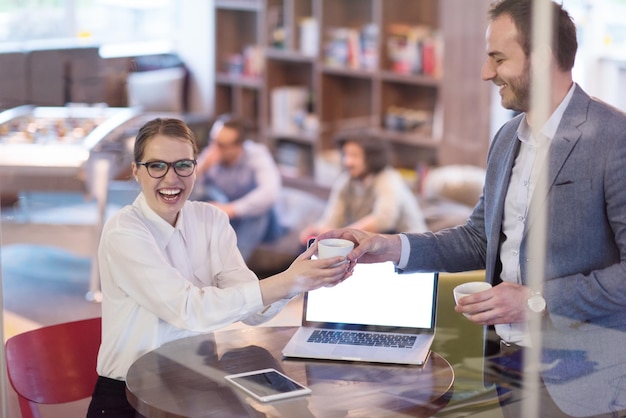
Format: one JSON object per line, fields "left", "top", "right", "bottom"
{"left": 283, "top": 260, "right": 438, "bottom": 365}
{"left": 304, "top": 261, "right": 436, "bottom": 330}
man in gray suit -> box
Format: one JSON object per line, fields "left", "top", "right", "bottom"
{"left": 321, "top": 0, "right": 626, "bottom": 416}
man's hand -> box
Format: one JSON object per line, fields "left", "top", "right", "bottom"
{"left": 197, "top": 142, "right": 221, "bottom": 173}
{"left": 316, "top": 228, "right": 402, "bottom": 265}
{"left": 455, "top": 282, "right": 531, "bottom": 325}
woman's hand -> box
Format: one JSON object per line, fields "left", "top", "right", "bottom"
{"left": 259, "top": 242, "right": 353, "bottom": 305}
{"left": 290, "top": 242, "right": 353, "bottom": 289}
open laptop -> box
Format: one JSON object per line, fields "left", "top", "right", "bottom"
{"left": 282, "top": 261, "right": 438, "bottom": 365}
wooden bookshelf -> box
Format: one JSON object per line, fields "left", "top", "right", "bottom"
{"left": 212, "top": 0, "right": 492, "bottom": 188}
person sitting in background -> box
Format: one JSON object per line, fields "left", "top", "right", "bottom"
{"left": 87, "top": 118, "right": 350, "bottom": 417}
{"left": 299, "top": 133, "right": 427, "bottom": 244}
{"left": 195, "top": 114, "right": 283, "bottom": 261}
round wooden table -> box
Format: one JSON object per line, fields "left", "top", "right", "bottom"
{"left": 126, "top": 326, "right": 454, "bottom": 417}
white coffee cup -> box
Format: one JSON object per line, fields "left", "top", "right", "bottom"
{"left": 453, "top": 281, "right": 492, "bottom": 317}
{"left": 317, "top": 238, "right": 354, "bottom": 262}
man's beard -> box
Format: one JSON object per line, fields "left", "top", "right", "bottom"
{"left": 501, "top": 72, "right": 530, "bottom": 113}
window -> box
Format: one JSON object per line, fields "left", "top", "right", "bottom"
{"left": 0, "top": 0, "right": 174, "bottom": 45}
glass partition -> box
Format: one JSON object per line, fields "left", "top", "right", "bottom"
{"left": 1, "top": 0, "right": 626, "bottom": 417}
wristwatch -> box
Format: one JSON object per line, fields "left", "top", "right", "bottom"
{"left": 527, "top": 290, "right": 547, "bottom": 313}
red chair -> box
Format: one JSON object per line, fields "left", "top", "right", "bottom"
{"left": 5, "top": 317, "right": 101, "bottom": 418}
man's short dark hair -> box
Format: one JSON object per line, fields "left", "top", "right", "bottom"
{"left": 488, "top": 0, "right": 578, "bottom": 71}
{"left": 210, "top": 114, "right": 248, "bottom": 145}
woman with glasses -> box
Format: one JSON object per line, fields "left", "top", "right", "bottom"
{"left": 87, "top": 118, "right": 351, "bottom": 417}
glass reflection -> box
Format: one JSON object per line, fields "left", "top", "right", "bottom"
{"left": 2, "top": 1, "right": 626, "bottom": 417}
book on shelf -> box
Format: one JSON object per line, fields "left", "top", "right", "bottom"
{"left": 386, "top": 24, "right": 442, "bottom": 77}
{"left": 299, "top": 17, "right": 319, "bottom": 57}
{"left": 270, "top": 86, "right": 309, "bottom": 135}
{"left": 275, "top": 141, "right": 313, "bottom": 178}
{"left": 323, "top": 24, "right": 379, "bottom": 70}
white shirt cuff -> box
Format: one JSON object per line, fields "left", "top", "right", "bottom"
{"left": 397, "top": 233, "right": 410, "bottom": 270}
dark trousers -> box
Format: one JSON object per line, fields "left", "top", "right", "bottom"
{"left": 86, "top": 376, "right": 144, "bottom": 418}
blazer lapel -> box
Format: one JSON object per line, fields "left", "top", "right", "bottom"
{"left": 526, "top": 85, "right": 588, "bottom": 231}
{"left": 484, "top": 120, "right": 522, "bottom": 284}
{"left": 492, "top": 134, "right": 520, "bottom": 228}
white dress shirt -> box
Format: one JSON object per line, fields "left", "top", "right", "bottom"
{"left": 96, "top": 193, "right": 290, "bottom": 379}
{"left": 497, "top": 83, "right": 575, "bottom": 345}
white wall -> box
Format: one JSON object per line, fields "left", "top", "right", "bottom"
{"left": 173, "top": 0, "right": 214, "bottom": 115}
{"left": 564, "top": 0, "right": 626, "bottom": 110}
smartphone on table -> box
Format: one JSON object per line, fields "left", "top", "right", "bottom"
{"left": 224, "top": 368, "right": 311, "bottom": 402}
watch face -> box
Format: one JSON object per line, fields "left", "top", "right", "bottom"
{"left": 528, "top": 294, "right": 546, "bottom": 313}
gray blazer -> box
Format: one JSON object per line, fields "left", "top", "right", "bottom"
{"left": 405, "top": 84, "right": 626, "bottom": 331}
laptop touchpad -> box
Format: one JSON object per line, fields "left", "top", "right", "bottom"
{"left": 332, "top": 346, "right": 370, "bottom": 359}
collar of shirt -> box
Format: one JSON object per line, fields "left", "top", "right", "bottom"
{"left": 517, "top": 82, "right": 577, "bottom": 147}
{"left": 134, "top": 193, "right": 187, "bottom": 251}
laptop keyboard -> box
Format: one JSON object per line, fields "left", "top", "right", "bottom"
{"left": 307, "top": 330, "right": 417, "bottom": 348}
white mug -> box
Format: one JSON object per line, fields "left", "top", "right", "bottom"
{"left": 317, "top": 238, "right": 354, "bottom": 263}
{"left": 453, "top": 281, "right": 492, "bottom": 317}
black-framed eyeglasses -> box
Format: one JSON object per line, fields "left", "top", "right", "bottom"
{"left": 136, "top": 159, "right": 197, "bottom": 179}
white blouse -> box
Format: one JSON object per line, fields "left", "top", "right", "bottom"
{"left": 96, "top": 193, "right": 288, "bottom": 379}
